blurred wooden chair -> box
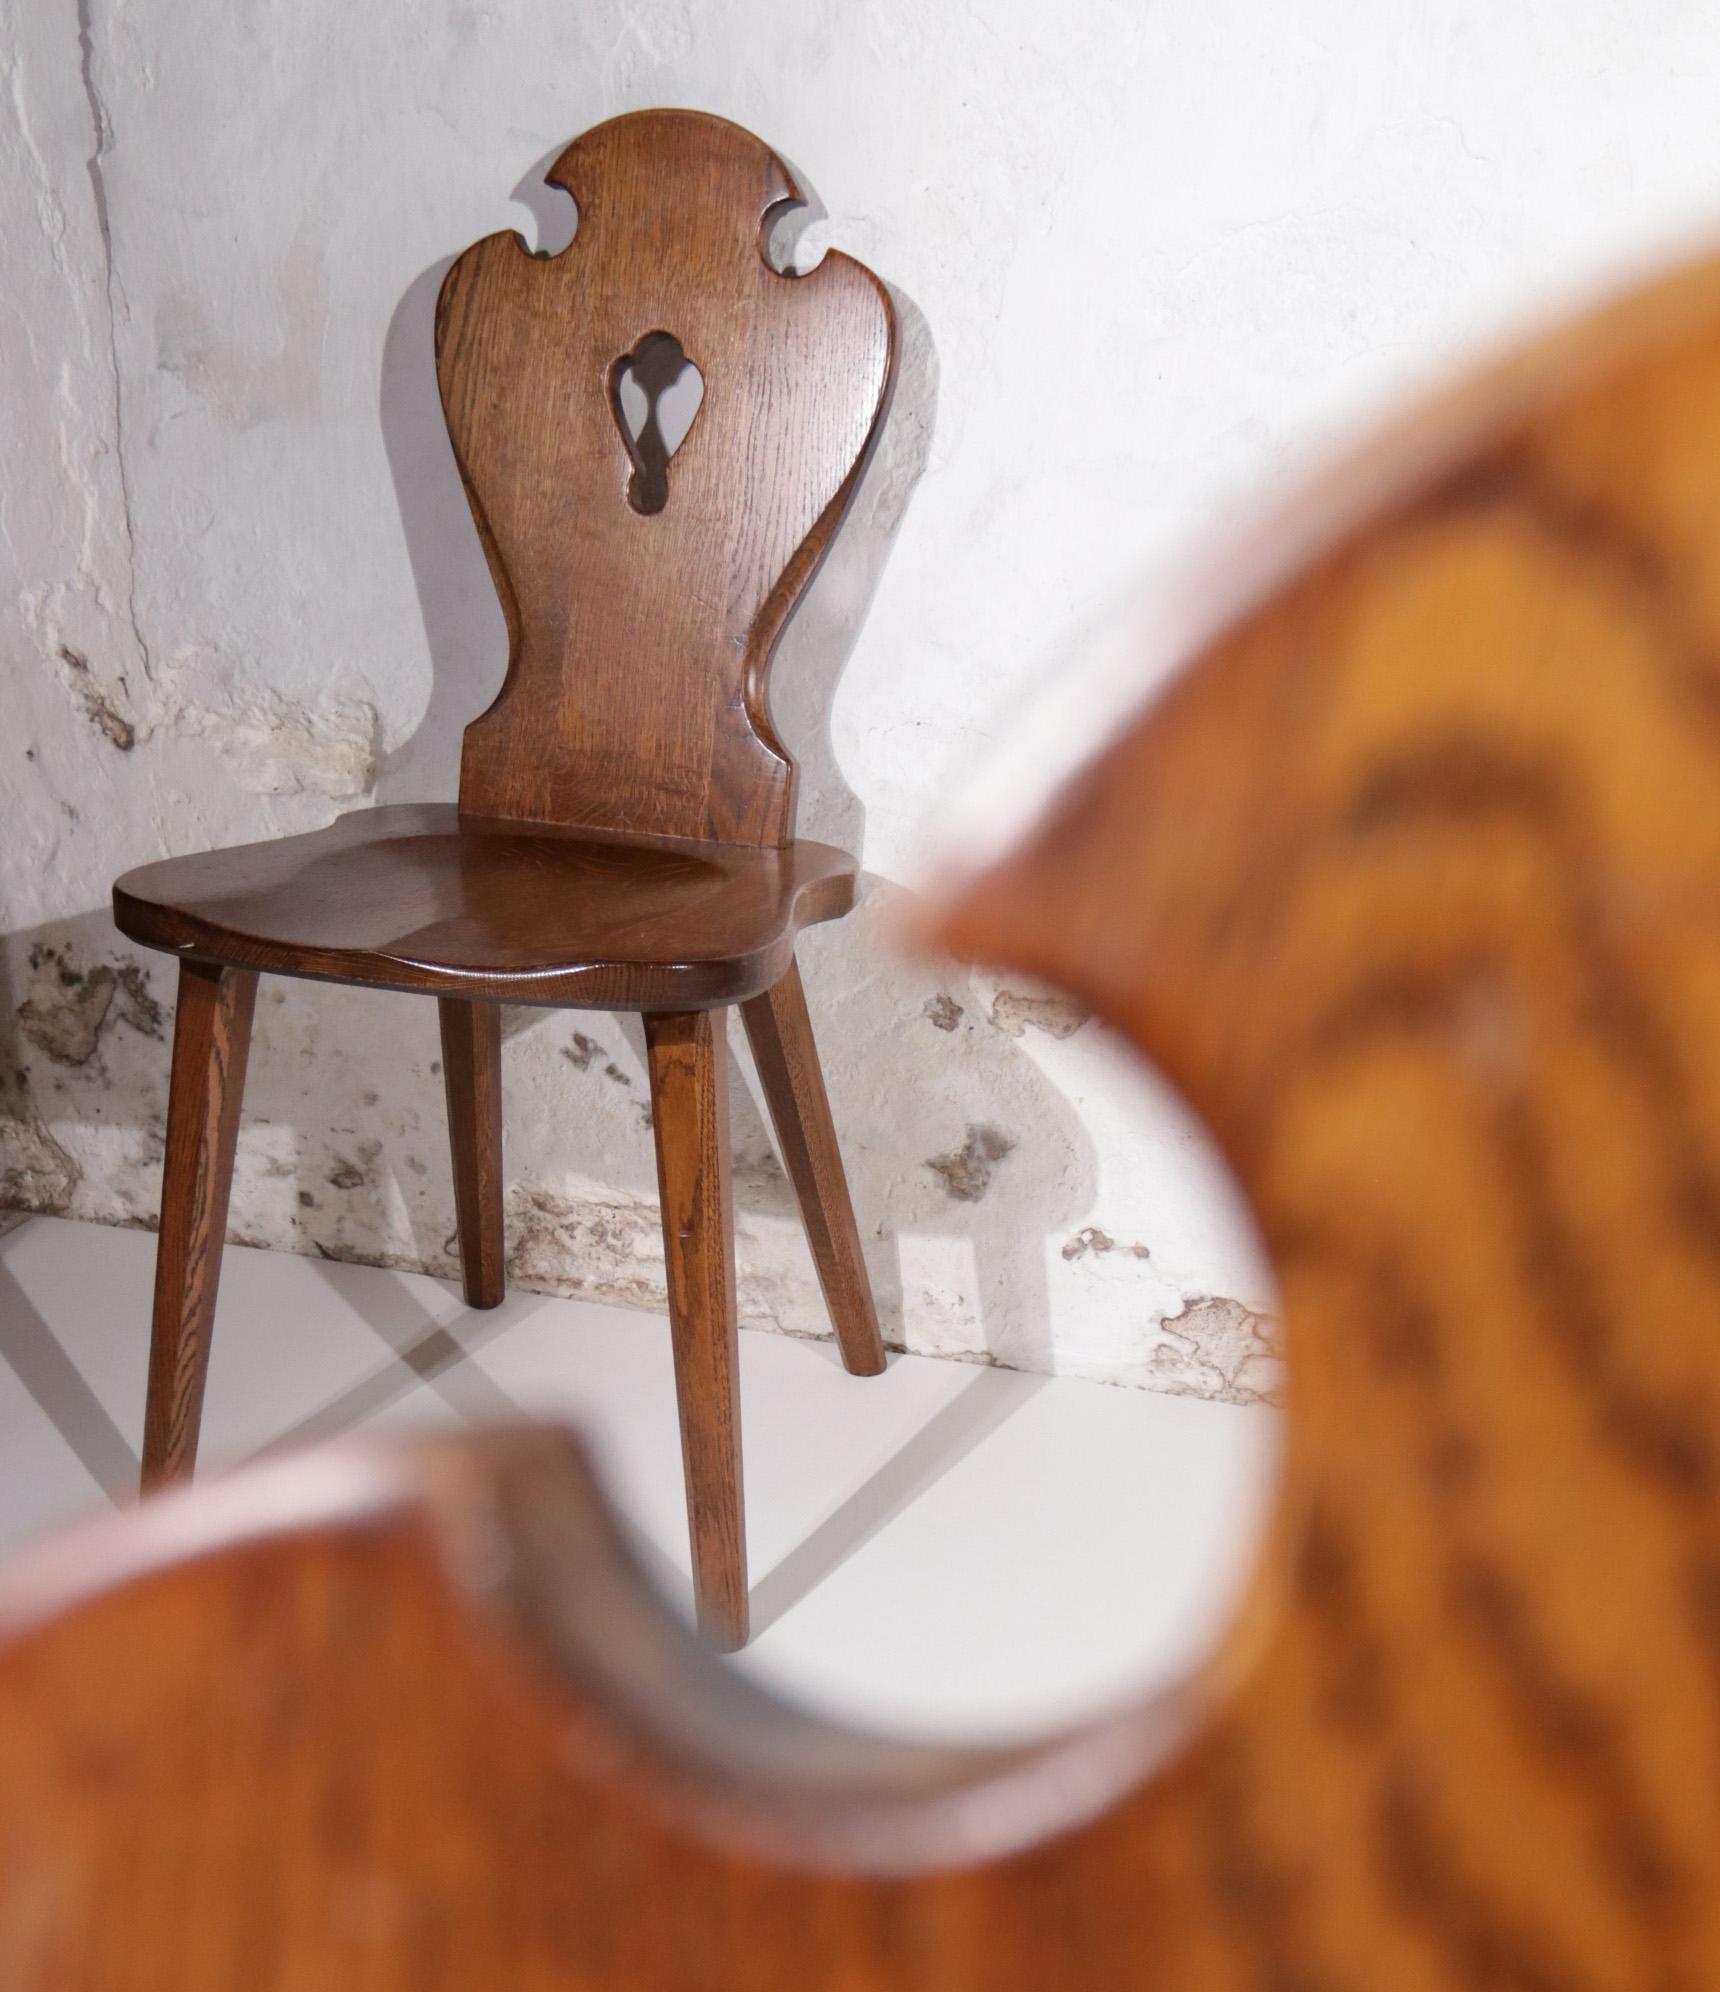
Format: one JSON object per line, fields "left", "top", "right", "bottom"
{"left": 41, "top": 242, "right": 1720, "bottom": 1984}
{"left": 110, "top": 110, "right": 899, "bottom": 1649}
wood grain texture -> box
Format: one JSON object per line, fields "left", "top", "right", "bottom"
{"left": 437, "top": 109, "right": 897, "bottom": 845}
{"left": 438, "top": 997, "right": 505, "bottom": 1308}
{"left": 140, "top": 962, "right": 257, "bottom": 1490}
{"left": 33, "top": 243, "right": 1720, "bottom": 1984}
{"left": 646, "top": 1009, "right": 747, "bottom": 1650}
{"left": 113, "top": 806, "right": 858, "bottom": 1010}
{"left": 113, "top": 113, "right": 893, "bottom": 1614}
{"left": 926, "top": 247, "right": 1720, "bottom": 1987}
{"left": 740, "top": 960, "right": 885, "bottom": 1376}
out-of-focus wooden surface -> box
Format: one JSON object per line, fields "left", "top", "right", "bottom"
{"left": 19, "top": 248, "right": 1720, "bottom": 1983}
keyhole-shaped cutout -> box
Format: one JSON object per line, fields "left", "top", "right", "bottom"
{"left": 609, "top": 331, "right": 704, "bottom": 516}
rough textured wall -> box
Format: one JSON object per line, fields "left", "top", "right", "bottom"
{"left": 3, "top": 0, "right": 1715, "bottom": 1400}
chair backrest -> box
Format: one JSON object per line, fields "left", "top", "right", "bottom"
{"left": 435, "top": 110, "right": 896, "bottom": 847}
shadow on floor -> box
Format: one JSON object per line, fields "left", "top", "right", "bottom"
{"left": 749, "top": 1364, "right": 1048, "bottom": 1637}
{"left": 0, "top": 1258, "right": 139, "bottom": 1502}
{"left": 251, "top": 1260, "right": 534, "bottom": 1457}
{"left": 261, "top": 1258, "right": 697, "bottom": 1620}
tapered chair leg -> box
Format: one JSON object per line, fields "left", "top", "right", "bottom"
{"left": 439, "top": 998, "right": 505, "bottom": 1309}
{"left": 740, "top": 959, "right": 886, "bottom": 1378}
{"left": 141, "top": 961, "right": 258, "bottom": 1492}
{"left": 645, "top": 1008, "right": 747, "bottom": 1650}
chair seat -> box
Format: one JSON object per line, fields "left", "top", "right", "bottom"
{"left": 113, "top": 804, "right": 859, "bottom": 1009}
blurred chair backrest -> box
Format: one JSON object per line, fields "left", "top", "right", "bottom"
{"left": 435, "top": 109, "right": 896, "bottom": 846}
{"left": 11, "top": 247, "right": 1720, "bottom": 1985}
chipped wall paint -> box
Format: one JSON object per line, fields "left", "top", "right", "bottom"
{"left": 5, "top": 0, "right": 1719, "bottom": 1402}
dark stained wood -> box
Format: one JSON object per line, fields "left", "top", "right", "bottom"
{"left": 437, "top": 108, "right": 896, "bottom": 846}
{"left": 113, "top": 808, "right": 858, "bottom": 1010}
{"left": 140, "top": 961, "right": 257, "bottom": 1490}
{"left": 741, "top": 963, "right": 885, "bottom": 1375}
{"left": 438, "top": 998, "right": 505, "bottom": 1309}
{"left": 646, "top": 1009, "right": 746, "bottom": 1650}
{"left": 110, "top": 109, "right": 896, "bottom": 1629}
{"left": 27, "top": 240, "right": 1720, "bottom": 1981}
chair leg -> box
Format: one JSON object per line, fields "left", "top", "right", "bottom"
{"left": 438, "top": 998, "right": 505, "bottom": 1309}
{"left": 645, "top": 1008, "right": 747, "bottom": 1650}
{"left": 739, "top": 959, "right": 886, "bottom": 1378}
{"left": 141, "top": 961, "right": 258, "bottom": 1493}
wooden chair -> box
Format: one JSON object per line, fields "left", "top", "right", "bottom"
{"left": 34, "top": 242, "right": 1720, "bottom": 1985}
{"left": 110, "top": 109, "right": 899, "bottom": 1650}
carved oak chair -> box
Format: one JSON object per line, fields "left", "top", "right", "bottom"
{"left": 111, "top": 109, "right": 898, "bottom": 1649}
{"left": 36, "top": 242, "right": 1720, "bottom": 1986}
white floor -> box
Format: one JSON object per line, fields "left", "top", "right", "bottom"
{"left": 0, "top": 1214, "right": 1277, "bottom": 1740}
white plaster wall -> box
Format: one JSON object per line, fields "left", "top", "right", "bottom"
{"left": 5, "top": 0, "right": 1719, "bottom": 1401}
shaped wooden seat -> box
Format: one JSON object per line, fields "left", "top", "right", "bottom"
{"left": 110, "top": 108, "right": 900, "bottom": 1649}
{"left": 113, "top": 804, "right": 858, "bottom": 1008}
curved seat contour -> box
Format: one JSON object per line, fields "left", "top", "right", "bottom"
{"left": 113, "top": 805, "right": 859, "bottom": 1011}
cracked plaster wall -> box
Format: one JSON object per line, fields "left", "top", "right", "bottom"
{"left": 5, "top": 0, "right": 1716, "bottom": 1405}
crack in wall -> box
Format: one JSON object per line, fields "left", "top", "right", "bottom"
{"left": 74, "top": 0, "right": 151, "bottom": 686}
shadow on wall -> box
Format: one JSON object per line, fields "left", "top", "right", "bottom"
{"left": 0, "top": 142, "right": 1101, "bottom": 1424}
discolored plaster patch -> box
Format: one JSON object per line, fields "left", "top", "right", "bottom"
{"left": 17, "top": 955, "right": 115, "bottom": 1065}
{"left": 988, "top": 988, "right": 1091, "bottom": 1040}
{"left": 55, "top": 644, "right": 136, "bottom": 750}
{"left": 563, "top": 1032, "right": 631, "bottom": 1086}
{"left": 163, "top": 670, "right": 381, "bottom": 799}
{"left": 0, "top": 1062, "right": 80, "bottom": 1215}
{"left": 922, "top": 993, "right": 964, "bottom": 1031}
{"left": 926, "top": 1123, "right": 1015, "bottom": 1203}
{"left": 326, "top": 1159, "right": 367, "bottom": 1191}
{"left": 1150, "top": 1295, "right": 1284, "bottom": 1407}
{"left": 507, "top": 1185, "right": 666, "bottom": 1310}
{"left": 17, "top": 952, "right": 168, "bottom": 1065}
{"left": 1062, "top": 1225, "right": 1151, "bottom": 1262}
{"left": 114, "top": 962, "right": 164, "bottom": 1037}
{"left": 503, "top": 1181, "right": 820, "bottom": 1338}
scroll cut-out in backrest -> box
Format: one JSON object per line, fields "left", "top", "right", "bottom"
{"left": 435, "top": 110, "right": 897, "bottom": 847}
{"left": 610, "top": 331, "right": 705, "bottom": 517}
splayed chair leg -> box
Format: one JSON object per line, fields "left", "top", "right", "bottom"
{"left": 439, "top": 997, "right": 506, "bottom": 1309}
{"left": 741, "top": 959, "right": 886, "bottom": 1377}
{"left": 142, "top": 960, "right": 257, "bottom": 1491}
{"left": 646, "top": 1007, "right": 747, "bottom": 1650}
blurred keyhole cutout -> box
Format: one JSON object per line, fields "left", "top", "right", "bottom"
{"left": 610, "top": 331, "right": 704, "bottom": 515}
